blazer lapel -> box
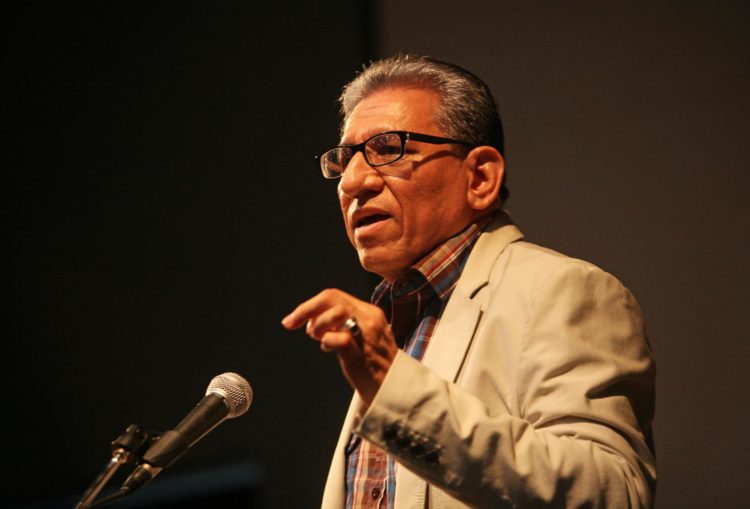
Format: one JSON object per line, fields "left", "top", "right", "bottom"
{"left": 395, "top": 212, "right": 524, "bottom": 506}
{"left": 421, "top": 289, "right": 483, "bottom": 382}
{"left": 421, "top": 211, "right": 523, "bottom": 382}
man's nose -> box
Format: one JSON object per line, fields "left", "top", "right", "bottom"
{"left": 338, "top": 152, "right": 384, "bottom": 197}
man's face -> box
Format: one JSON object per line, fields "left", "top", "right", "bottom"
{"left": 338, "top": 86, "right": 474, "bottom": 281}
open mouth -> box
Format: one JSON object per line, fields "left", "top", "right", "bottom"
{"left": 355, "top": 213, "right": 389, "bottom": 229}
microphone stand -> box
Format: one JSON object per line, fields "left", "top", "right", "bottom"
{"left": 74, "top": 424, "right": 158, "bottom": 509}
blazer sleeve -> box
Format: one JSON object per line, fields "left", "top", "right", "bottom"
{"left": 354, "top": 260, "right": 656, "bottom": 508}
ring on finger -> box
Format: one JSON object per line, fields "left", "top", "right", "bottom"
{"left": 341, "top": 317, "right": 362, "bottom": 339}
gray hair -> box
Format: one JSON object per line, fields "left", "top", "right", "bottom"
{"left": 339, "top": 54, "right": 508, "bottom": 202}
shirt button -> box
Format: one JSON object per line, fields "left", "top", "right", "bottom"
{"left": 371, "top": 487, "right": 381, "bottom": 499}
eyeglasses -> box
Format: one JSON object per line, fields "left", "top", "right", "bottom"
{"left": 316, "top": 130, "right": 474, "bottom": 179}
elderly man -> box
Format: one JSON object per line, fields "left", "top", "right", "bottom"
{"left": 282, "top": 55, "right": 655, "bottom": 508}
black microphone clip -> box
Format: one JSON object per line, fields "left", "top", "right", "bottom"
{"left": 111, "top": 424, "right": 160, "bottom": 464}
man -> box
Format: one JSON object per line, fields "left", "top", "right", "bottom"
{"left": 282, "top": 54, "right": 655, "bottom": 508}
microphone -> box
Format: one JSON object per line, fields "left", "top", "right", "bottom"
{"left": 121, "top": 372, "right": 253, "bottom": 494}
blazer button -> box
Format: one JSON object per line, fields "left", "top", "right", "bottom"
{"left": 409, "top": 439, "right": 426, "bottom": 457}
{"left": 424, "top": 449, "right": 441, "bottom": 465}
{"left": 396, "top": 432, "right": 412, "bottom": 450}
{"left": 383, "top": 423, "right": 399, "bottom": 442}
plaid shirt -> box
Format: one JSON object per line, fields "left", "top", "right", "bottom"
{"left": 344, "top": 214, "right": 493, "bottom": 509}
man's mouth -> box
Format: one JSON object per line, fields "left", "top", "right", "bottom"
{"left": 355, "top": 213, "right": 389, "bottom": 229}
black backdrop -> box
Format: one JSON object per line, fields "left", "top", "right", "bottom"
{"left": 7, "top": 2, "right": 750, "bottom": 509}
{"left": 377, "top": 2, "right": 750, "bottom": 508}
{"left": 7, "top": 2, "right": 375, "bottom": 507}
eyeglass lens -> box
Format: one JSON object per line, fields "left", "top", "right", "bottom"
{"left": 324, "top": 132, "right": 404, "bottom": 177}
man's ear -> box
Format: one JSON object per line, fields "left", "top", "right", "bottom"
{"left": 464, "top": 146, "right": 504, "bottom": 212}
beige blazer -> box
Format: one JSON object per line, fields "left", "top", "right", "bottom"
{"left": 322, "top": 212, "right": 656, "bottom": 508}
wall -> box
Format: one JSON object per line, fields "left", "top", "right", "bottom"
{"left": 6, "top": 2, "right": 372, "bottom": 507}
{"left": 377, "top": 1, "right": 750, "bottom": 507}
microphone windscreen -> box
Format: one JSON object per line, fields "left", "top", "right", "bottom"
{"left": 206, "top": 372, "right": 253, "bottom": 418}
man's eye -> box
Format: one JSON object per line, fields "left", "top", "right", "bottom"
{"left": 375, "top": 144, "right": 402, "bottom": 156}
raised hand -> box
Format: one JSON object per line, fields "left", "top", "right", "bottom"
{"left": 282, "top": 288, "right": 398, "bottom": 405}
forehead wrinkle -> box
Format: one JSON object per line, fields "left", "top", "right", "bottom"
{"left": 341, "top": 107, "right": 404, "bottom": 144}
{"left": 341, "top": 87, "right": 436, "bottom": 144}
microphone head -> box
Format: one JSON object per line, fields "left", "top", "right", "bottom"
{"left": 206, "top": 372, "right": 253, "bottom": 418}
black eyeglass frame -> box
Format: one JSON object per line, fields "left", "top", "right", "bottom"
{"left": 316, "top": 130, "right": 475, "bottom": 179}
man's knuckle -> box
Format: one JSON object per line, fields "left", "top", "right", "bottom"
{"left": 320, "top": 288, "right": 336, "bottom": 298}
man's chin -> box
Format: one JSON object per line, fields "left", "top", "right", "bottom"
{"left": 357, "top": 248, "right": 406, "bottom": 281}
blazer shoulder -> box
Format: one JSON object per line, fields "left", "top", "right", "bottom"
{"left": 497, "top": 240, "right": 621, "bottom": 282}
{"left": 482, "top": 240, "right": 640, "bottom": 313}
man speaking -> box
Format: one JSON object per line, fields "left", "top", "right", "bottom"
{"left": 282, "top": 54, "right": 655, "bottom": 508}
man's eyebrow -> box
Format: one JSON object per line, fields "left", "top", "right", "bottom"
{"left": 340, "top": 128, "right": 394, "bottom": 146}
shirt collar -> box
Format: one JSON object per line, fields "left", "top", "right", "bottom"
{"left": 372, "top": 213, "right": 494, "bottom": 305}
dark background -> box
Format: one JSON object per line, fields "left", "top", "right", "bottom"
{"left": 6, "top": 2, "right": 749, "bottom": 508}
